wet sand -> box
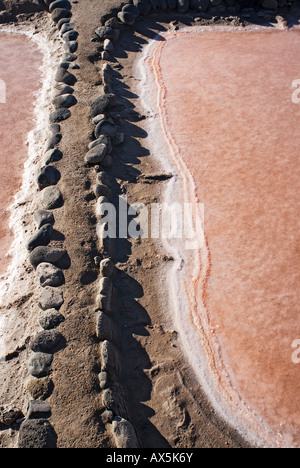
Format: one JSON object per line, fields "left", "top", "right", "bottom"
{"left": 141, "top": 27, "right": 300, "bottom": 447}
{"left": 0, "top": 33, "right": 42, "bottom": 276}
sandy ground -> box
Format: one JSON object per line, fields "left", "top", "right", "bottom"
{"left": 0, "top": 0, "right": 267, "bottom": 448}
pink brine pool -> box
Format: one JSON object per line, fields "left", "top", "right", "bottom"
{"left": 141, "top": 27, "right": 300, "bottom": 447}
{"left": 0, "top": 33, "right": 42, "bottom": 275}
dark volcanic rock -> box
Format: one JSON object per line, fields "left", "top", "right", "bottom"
{"left": 97, "top": 293, "right": 112, "bottom": 315}
{"left": 112, "top": 417, "right": 140, "bottom": 449}
{"left": 90, "top": 135, "right": 112, "bottom": 153}
{"left": 100, "top": 258, "right": 115, "bottom": 277}
{"left": 26, "top": 224, "right": 53, "bottom": 252}
{"left": 41, "top": 186, "right": 64, "bottom": 210}
{"left": 30, "top": 330, "right": 62, "bottom": 353}
{"left": 51, "top": 8, "right": 72, "bottom": 23}
{"left": 102, "top": 383, "right": 128, "bottom": 419}
{"left": 95, "top": 120, "right": 117, "bottom": 139}
{"left": 98, "top": 371, "right": 109, "bottom": 390}
{"left": 27, "top": 377, "right": 54, "bottom": 400}
{"left": 34, "top": 210, "right": 55, "bottom": 229}
{"left": 122, "top": 3, "right": 140, "bottom": 16}
{"left": 100, "top": 340, "right": 122, "bottom": 379}
{"left": 133, "top": 0, "right": 152, "bottom": 15}
{"left": 52, "top": 93, "right": 77, "bottom": 109}
{"left": 85, "top": 143, "right": 108, "bottom": 165}
{"left": 18, "top": 419, "right": 57, "bottom": 448}
{"left": 94, "top": 26, "right": 116, "bottom": 41}
{"left": 49, "top": 123, "right": 61, "bottom": 134}
{"left": 60, "top": 22, "right": 74, "bottom": 34}
{"left": 54, "top": 85, "right": 74, "bottom": 97}
{"left": 29, "top": 246, "right": 67, "bottom": 269}
{"left": 96, "top": 311, "right": 117, "bottom": 343}
{"left": 36, "top": 262, "right": 64, "bottom": 287}
{"left": 62, "top": 52, "right": 77, "bottom": 62}
{"left": 58, "top": 17, "right": 72, "bottom": 29}
{"left": 49, "top": 0, "right": 71, "bottom": 13}
{"left": 117, "top": 11, "right": 136, "bottom": 25}
{"left": 38, "top": 287, "right": 64, "bottom": 311}
{"left": 63, "top": 29, "right": 79, "bottom": 42}
{"left": 49, "top": 108, "right": 71, "bottom": 123}
{"left": 27, "top": 400, "right": 51, "bottom": 420}
{"left": 28, "top": 352, "right": 53, "bottom": 378}
{"left": 93, "top": 183, "right": 111, "bottom": 199}
{"left": 55, "top": 67, "right": 77, "bottom": 86}
{"left": 63, "top": 40, "right": 78, "bottom": 54}
{"left": 39, "top": 309, "right": 65, "bottom": 330}
{"left": 37, "top": 166, "right": 61, "bottom": 190}
{"left": 45, "top": 148, "right": 63, "bottom": 165}
{"left": 46, "top": 133, "right": 62, "bottom": 150}
{"left": 90, "top": 93, "right": 116, "bottom": 118}
{"left": 0, "top": 406, "right": 23, "bottom": 427}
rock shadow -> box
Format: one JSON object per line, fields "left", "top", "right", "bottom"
{"left": 99, "top": 19, "right": 174, "bottom": 448}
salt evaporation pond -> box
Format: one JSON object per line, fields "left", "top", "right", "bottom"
{"left": 140, "top": 27, "right": 300, "bottom": 447}
{"left": 0, "top": 33, "right": 42, "bottom": 275}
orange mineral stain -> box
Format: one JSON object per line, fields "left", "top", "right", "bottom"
{"left": 0, "top": 33, "right": 42, "bottom": 275}
{"left": 143, "top": 27, "right": 300, "bottom": 447}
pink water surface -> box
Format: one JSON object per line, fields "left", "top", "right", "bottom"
{"left": 0, "top": 33, "right": 42, "bottom": 275}
{"left": 148, "top": 28, "right": 300, "bottom": 446}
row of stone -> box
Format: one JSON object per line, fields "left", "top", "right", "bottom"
{"left": 92, "top": 0, "right": 292, "bottom": 56}
{"left": 18, "top": 0, "right": 79, "bottom": 449}
{"left": 85, "top": 60, "right": 139, "bottom": 446}
{"left": 91, "top": 0, "right": 216, "bottom": 451}
{"left": 112, "top": 0, "right": 286, "bottom": 25}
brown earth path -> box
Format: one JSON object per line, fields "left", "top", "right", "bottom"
{"left": 45, "top": 1, "right": 249, "bottom": 448}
